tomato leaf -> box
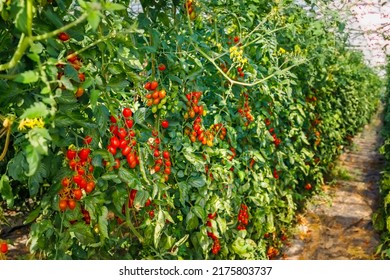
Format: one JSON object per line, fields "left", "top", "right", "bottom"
{"left": 192, "top": 205, "right": 206, "bottom": 222}
{"left": 71, "top": 222, "right": 95, "bottom": 245}
{"left": 118, "top": 167, "right": 142, "bottom": 189}
{"left": 0, "top": 174, "right": 13, "bottom": 207}
{"left": 154, "top": 209, "right": 165, "bottom": 248}
{"left": 98, "top": 206, "right": 108, "bottom": 239}
{"left": 185, "top": 210, "right": 199, "bottom": 231}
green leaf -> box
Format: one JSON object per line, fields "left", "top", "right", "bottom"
{"left": 185, "top": 210, "right": 199, "bottom": 231}
{"left": 14, "top": 70, "right": 39, "bottom": 84}
{"left": 27, "top": 128, "right": 52, "bottom": 155}
{"left": 30, "top": 42, "right": 43, "bottom": 54}
{"left": 192, "top": 205, "right": 206, "bottom": 221}
{"left": 188, "top": 176, "right": 206, "bottom": 188}
{"left": 178, "top": 181, "right": 189, "bottom": 207}
{"left": 88, "top": 10, "right": 101, "bottom": 31}
{"left": 98, "top": 206, "right": 109, "bottom": 239}
{"left": 163, "top": 210, "right": 175, "bottom": 223}
{"left": 20, "top": 102, "right": 49, "bottom": 119}
{"left": 14, "top": 2, "right": 28, "bottom": 34}
{"left": 118, "top": 167, "right": 141, "bottom": 188}
{"left": 24, "top": 206, "right": 41, "bottom": 224}
{"left": 25, "top": 144, "right": 40, "bottom": 177}
{"left": 154, "top": 209, "right": 165, "bottom": 248}
{"left": 133, "top": 108, "right": 147, "bottom": 124}
{"left": 0, "top": 174, "right": 13, "bottom": 207}
{"left": 64, "top": 64, "right": 80, "bottom": 81}
{"left": 104, "top": 2, "right": 126, "bottom": 10}
{"left": 71, "top": 222, "right": 95, "bottom": 245}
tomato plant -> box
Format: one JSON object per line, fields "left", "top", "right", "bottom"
{"left": 0, "top": 0, "right": 382, "bottom": 259}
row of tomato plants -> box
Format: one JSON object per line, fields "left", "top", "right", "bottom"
{"left": 374, "top": 57, "right": 390, "bottom": 259}
{"left": 0, "top": 0, "right": 383, "bottom": 259}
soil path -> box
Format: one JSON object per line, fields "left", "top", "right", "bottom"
{"left": 282, "top": 106, "right": 384, "bottom": 260}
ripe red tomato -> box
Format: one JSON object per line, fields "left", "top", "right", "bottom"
{"left": 68, "top": 199, "right": 76, "bottom": 210}
{"left": 125, "top": 119, "right": 134, "bottom": 129}
{"left": 110, "top": 136, "right": 120, "bottom": 148}
{"left": 118, "top": 128, "right": 127, "bottom": 139}
{"left": 153, "top": 149, "right": 160, "bottom": 157}
{"left": 150, "top": 81, "right": 158, "bottom": 90}
{"left": 107, "top": 145, "right": 117, "bottom": 156}
{"left": 61, "top": 177, "right": 71, "bottom": 187}
{"left": 58, "top": 32, "right": 70, "bottom": 41}
{"left": 158, "top": 64, "right": 166, "bottom": 71}
{"left": 109, "top": 115, "right": 117, "bottom": 123}
{"left": 114, "top": 158, "right": 121, "bottom": 169}
{"left": 164, "top": 167, "right": 171, "bottom": 175}
{"left": 66, "top": 149, "right": 77, "bottom": 160}
{"left": 154, "top": 165, "right": 161, "bottom": 172}
{"left": 78, "top": 72, "right": 85, "bottom": 82}
{"left": 85, "top": 181, "right": 95, "bottom": 193}
{"left": 163, "top": 151, "right": 170, "bottom": 159}
{"left": 145, "top": 199, "right": 151, "bottom": 207}
{"left": 161, "top": 120, "right": 169, "bottom": 129}
{"left": 73, "top": 189, "right": 82, "bottom": 200}
{"left": 78, "top": 148, "right": 91, "bottom": 161}
{"left": 0, "top": 242, "right": 8, "bottom": 254}
{"left": 75, "top": 87, "right": 84, "bottom": 98}
{"left": 305, "top": 183, "right": 312, "bottom": 190}
{"left": 122, "top": 146, "right": 132, "bottom": 157}
{"left": 149, "top": 210, "right": 155, "bottom": 219}
{"left": 122, "top": 107, "right": 133, "bottom": 118}
{"left": 144, "top": 82, "right": 151, "bottom": 90}
{"left": 59, "top": 199, "right": 68, "bottom": 211}
{"left": 84, "top": 135, "right": 92, "bottom": 145}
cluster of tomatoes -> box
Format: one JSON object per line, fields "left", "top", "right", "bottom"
{"left": 208, "top": 123, "right": 227, "bottom": 141}
{"left": 206, "top": 213, "right": 221, "bottom": 255}
{"left": 238, "top": 93, "right": 254, "bottom": 126}
{"left": 184, "top": 91, "right": 205, "bottom": 119}
{"left": 56, "top": 32, "right": 85, "bottom": 98}
{"left": 144, "top": 81, "right": 168, "bottom": 114}
{"left": 184, "top": 0, "right": 197, "bottom": 20}
{"left": 149, "top": 131, "right": 172, "bottom": 182}
{"left": 107, "top": 107, "right": 139, "bottom": 169}
{"left": 184, "top": 92, "right": 216, "bottom": 146}
{"left": 59, "top": 143, "right": 94, "bottom": 211}
{"left": 237, "top": 204, "right": 249, "bottom": 231}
